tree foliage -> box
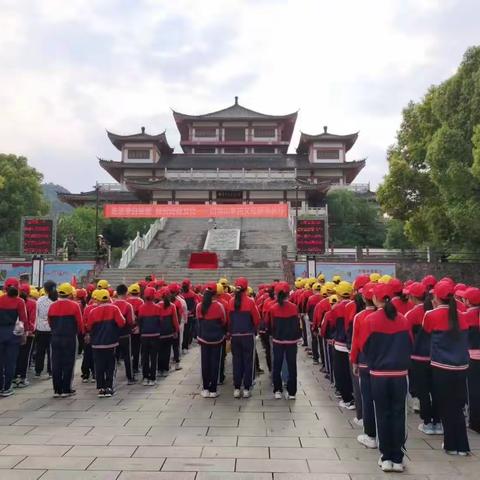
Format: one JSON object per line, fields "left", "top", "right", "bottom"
{"left": 0, "top": 154, "right": 48, "bottom": 251}
{"left": 327, "top": 190, "right": 385, "bottom": 247}
{"left": 377, "top": 46, "right": 480, "bottom": 250}
{"left": 384, "top": 219, "right": 413, "bottom": 250}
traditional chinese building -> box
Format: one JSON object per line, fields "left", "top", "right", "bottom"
{"left": 59, "top": 97, "right": 365, "bottom": 208}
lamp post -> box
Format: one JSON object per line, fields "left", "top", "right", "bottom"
{"left": 94, "top": 182, "right": 100, "bottom": 249}
{"left": 295, "top": 184, "right": 299, "bottom": 261}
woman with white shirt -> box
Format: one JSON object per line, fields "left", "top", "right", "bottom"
{"left": 34, "top": 281, "right": 57, "bottom": 378}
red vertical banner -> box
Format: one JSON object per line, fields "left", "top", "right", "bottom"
{"left": 21, "top": 217, "right": 56, "bottom": 255}
{"left": 296, "top": 218, "right": 325, "bottom": 254}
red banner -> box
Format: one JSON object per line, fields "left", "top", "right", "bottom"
{"left": 22, "top": 217, "right": 55, "bottom": 255}
{"left": 104, "top": 203, "right": 289, "bottom": 219}
{"left": 296, "top": 219, "right": 325, "bottom": 254}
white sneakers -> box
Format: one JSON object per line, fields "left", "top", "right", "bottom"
{"left": 419, "top": 422, "right": 444, "bottom": 435}
{"left": 209, "top": 391, "right": 219, "bottom": 398}
{"left": 357, "top": 434, "right": 377, "bottom": 449}
{"left": 233, "top": 389, "right": 252, "bottom": 398}
{"left": 243, "top": 390, "right": 250, "bottom": 398}
{"left": 200, "top": 389, "right": 210, "bottom": 398}
{"left": 233, "top": 389, "right": 241, "bottom": 398}
{"left": 353, "top": 417, "right": 363, "bottom": 427}
{"left": 378, "top": 457, "right": 404, "bottom": 472}
{"left": 274, "top": 391, "right": 282, "bottom": 399}
{"left": 339, "top": 400, "right": 356, "bottom": 410}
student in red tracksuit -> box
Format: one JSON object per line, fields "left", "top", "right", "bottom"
{"left": 306, "top": 284, "right": 323, "bottom": 366}
{"left": 268, "top": 282, "right": 301, "bottom": 399}
{"left": 181, "top": 279, "right": 199, "bottom": 351}
{"left": 81, "top": 297, "right": 98, "bottom": 383}
{"left": 85, "top": 289, "right": 125, "bottom": 397}
{"left": 461, "top": 287, "right": 480, "bottom": 433}
{"left": 405, "top": 282, "right": 439, "bottom": 435}
{"left": 157, "top": 288, "right": 180, "bottom": 377}
{"left": 227, "top": 277, "right": 260, "bottom": 399}
{"left": 137, "top": 287, "right": 161, "bottom": 385}
{"left": 47, "top": 283, "right": 84, "bottom": 397}
{"left": 197, "top": 283, "right": 227, "bottom": 398}
{"left": 390, "top": 278, "right": 414, "bottom": 315}
{"left": 15, "top": 284, "right": 36, "bottom": 387}
{"left": 424, "top": 281, "right": 470, "bottom": 455}
{"left": 350, "top": 282, "right": 377, "bottom": 448}
{"left": 114, "top": 284, "right": 136, "bottom": 384}
{"left": 126, "top": 284, "right": 144, "bottom": 375}
{"left": 0, "top": 278, "right": 27, "bottom": 397}
{"left": 313, "top": 291, "right": 332, "bottom": 374}
{"left": 356, "top": 283, "right": 412, "bottom": 472}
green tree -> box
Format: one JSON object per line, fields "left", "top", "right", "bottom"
{"left": 327, "top": 190, "right": 386, "bottom": 247}
{"left": 378, "top": 46, "right": 480, "bottom": 251}
{"left": 384, "top": 219, "right": 413, "bottom": 250}
{"left": 0, "top": 154, "right": 48, "bottom": 251}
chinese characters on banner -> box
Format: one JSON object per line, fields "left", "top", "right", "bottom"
{"left": 296, "top": 218, "right": 325, "bottom": 254}
{"left": 103, "top": 203, "right": 289, "bottom": 218}
{"left": 22, "top": 218, "right": 55, "bottom": 255}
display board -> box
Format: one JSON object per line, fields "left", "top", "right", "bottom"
{"left": 294, "top": 262, "right": 396, "bottom": 281}
{"left": 296, "top": 218, "right": 325, "bottom": 254}
{"left": 21, "top": 217, "right": 56, "bottom": 255}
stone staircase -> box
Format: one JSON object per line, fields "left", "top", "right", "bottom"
{"left": 100, "top": 217, "right": 295, "bottom": 288}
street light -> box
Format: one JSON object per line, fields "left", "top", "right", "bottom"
{"left": 94, "top": 182, "right": 100, "bottom": 249}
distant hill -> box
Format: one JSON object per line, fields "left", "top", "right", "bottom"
{"left": 42, "top": 183, "right": 74, "bottom": 215}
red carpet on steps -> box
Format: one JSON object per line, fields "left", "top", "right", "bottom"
{"left": 188, "top": 252, "right": 219, "bottom": 269}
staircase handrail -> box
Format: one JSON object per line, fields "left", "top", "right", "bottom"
{"left": 118, "top": 218, "right": 166, "bottom": 269}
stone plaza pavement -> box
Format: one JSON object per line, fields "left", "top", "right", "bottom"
{"left": 0, "top": 344, "right": 479, "bottom": 480}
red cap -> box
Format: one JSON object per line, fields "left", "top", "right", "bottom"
{"left": 373, "top": 283, "right": 393, "bottom": 300}
{"left": 361, "top": 282, "right": 376, "bottom": 301}
{"left": 76, "top": 288, "right": 87, "bottom": 299}
{"left": 86, "top": 283, "right": 96, "bottom": 293}
{"left": 454, "top": 283, "right": 467, "bottom": 293}
{"left": 154, "top": 289, "right": 163, "bottom": 301}
{"left": 156, "top": 280, "right": 166, "bottom": 288}
{"left": 4, "top": 278, "right": 19, "bottom": 290}
{"left": 389, "top": 278, "right": 403, "bottom": 294}
{"left": 421, "top": 275, "right": 437, "bottom": 288}
{"left": 143, "top": 287, "right": 156, "bottom": 300}
{"left": 353, "top": 275, "right": 370, "bottom": 290}
{"left": 406, "top": 282, "right": 426, "bottom": 298}
{"left": 19, "top": 283, "right": 31, "bottom": 295}
{"left": 147, "top": 281, "right": 157, "bottom": 289}
{"left": 465, "top": 287, "right": 480, "bottom": 305}
{"left": 169, "top": 283, "right": 181, "bottom": 294}
{"left": 182, "top": 278, "right": 191, "bottom": 286}
{"left": 433, "top": 281, "right": 454, "bottom": 301}
{"left": 204, "top": 282, "right": 217, "bottom": 292}
{"left": 235, "top": 277, "right": 248, "bottom": 289}
{"left": 439, "top": 277, "right": 455, "bottom": 286}
{"left": 274, "top": 282, "right": 290, "bottom": 295}
{"left": 194, "top": 284, "right": 203, "bottom": 292}
{"left": 138, "top": 280, "right": 147, "bottom": 288}
{"left": 404, "top": 279, "right": 414, "bottom": 287}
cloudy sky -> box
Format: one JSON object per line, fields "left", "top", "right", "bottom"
{"left": 0, "top": 0, "right": 478, "bottom": 192}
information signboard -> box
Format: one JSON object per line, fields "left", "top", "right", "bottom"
{"left": 296, "top": 218, "right": 325, "bottom": 254}
{"left": 21, "top": 217, "right": 56, "bottom": 255}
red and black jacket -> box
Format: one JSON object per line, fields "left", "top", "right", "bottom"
{"left": 48, "top": 299, "right": 84, "bottom": 337}
{"left": 196, "top": 301, "right": 227, "bottom": 345}
{"left": 332, "top": 300, "right": 351, "bottom": 352}
{"left": 137, "top": 301, "right": 161, "bottom": 337}
{"left": 114, "top": 299, "right": 135, "bottom": 337}
{"left": 126, "top": 296, "right": 144, "bottom": 317}
{"left": 86, "top": 303, "right": 126, "bottom": 348}
{"left": 423, "top": 305, "right": 469, "bottom": 370}
{"left": 462, "top": 306, "right": 480, "bottom": 360}
{"left": 268, "top": 301, "right": 301, "bottom": 344}
{"left": 350, "top": 306, "right": 375, "bottom": 369}
{"left": 182, "top": 290, "right": 199, "bottom": 319}
{"left": 405, "top": 304, "right": 430, "bottom": 362}
{"left": 157, "top": 302, "right": 180, "bottom": 339}
{"left": 313, "top": 297, "right": 331, "bottom": 332}
{"left": 227, "top": 294, "right": 260, "bottom": 336}
{"left": 0, "top": 295, "right": 27, "bottom": 330}
{"left": 391, "top": 296, "right": 414, "bottom": 316}
{"left": 357, "top": 308, "right": 412, "bottom": 377}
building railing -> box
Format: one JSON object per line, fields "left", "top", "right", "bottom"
{"left": 165, "top": 169, "right": 296, "bottom": 181}
{"left": 329, "top": 183, "right": 371, "bottom": 193}
{"left": 118, "top": 218, "right": 167, "bottom": 269}
{"left": 97, "top": 182, "right": 128, "bottom": 192}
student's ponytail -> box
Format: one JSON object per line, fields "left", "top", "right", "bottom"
{"left": 7, "top": 287, "right": 18, "bottom": 298}
{"left": 268, "top": 288, "right": 275, "bottom": 300}
{"left": 277, "top": 290, "right": 287, "bottom": 307}
{"left": 234, "top": 288, "right": 244, "bottom": 311}
{"left": 447, "top": 293, "right": 459, "bottom": 334}
{"left": 354, "top": 292, "right": 365, "bottom": 313}
{"left": 384, "top": 296, "right": 397, "bottom": 320}
{"left": 423, "top": 292, "right": 434, "bottom": 312}
{"left": 163, "top": 295, "right": 171, "bottom": 308}
{"left": 201, "top": 289, "right": 214, "bottom": 316}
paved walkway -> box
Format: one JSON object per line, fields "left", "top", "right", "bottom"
{"left": 0, "top": 344, "right": 479, "bottom": 480}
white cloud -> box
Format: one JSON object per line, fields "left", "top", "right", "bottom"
{"left": 0, "top": 0, "right": 477, "bottom": 191}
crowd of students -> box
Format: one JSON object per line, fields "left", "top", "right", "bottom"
{"left": 0, "top": 271, "right": 478, "bottom": 473}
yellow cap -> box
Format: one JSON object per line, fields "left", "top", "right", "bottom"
{"left": 216, "top": 283, "right": 224, "bottom": 295}
{"left": 29, "top": 287, "right": 39, "bottom": 299}
{"left": 39, "top": 288, "right": 45, "bottom": 297}
{"left": 378, "top": 274, "right": 392, "bottom": 284}
{"left": 219, "top": 278, "right": 229, "bottom": 286}
{"left": 329, "top": 294, "right": 339, "bottom": 305}
{"left": 317, "top": 273, "right": 325, "bottom": 282}
{"left": 332, "top": 275, "right": 342, "bottom": 284}
{"left": 320, "top": 285, "right": 328, "bottom": 296}
{"left": 97, "top": 279, "right": 110, "bottom": 289}
{"left": 58, "top": 283, "right": 74, "bottom": 297}
{"left": 247, "top": 286, "right": 254, "bottom": 297}
{"left": 324, "top": 281, "right": 336, "bottom": 294}
{"left": 294, "top": 279, "right": 304, "bottom": 289}
{"left": 0, "top": 290, "right": 4, "bottom": 298}
{"left": 128, "top": 283, "right": 140, "bottom": 294}
{"left": 370, "top": 273, "right": 381, "bottom": 282}
{"left": 336, "top": 281, "right": 353, "bottom": 298}
{"left": 312, "top": 282, "right": 322, "bottom": 292}
{"left": 93, "top": 289, "right": 110, "bottom": 302}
